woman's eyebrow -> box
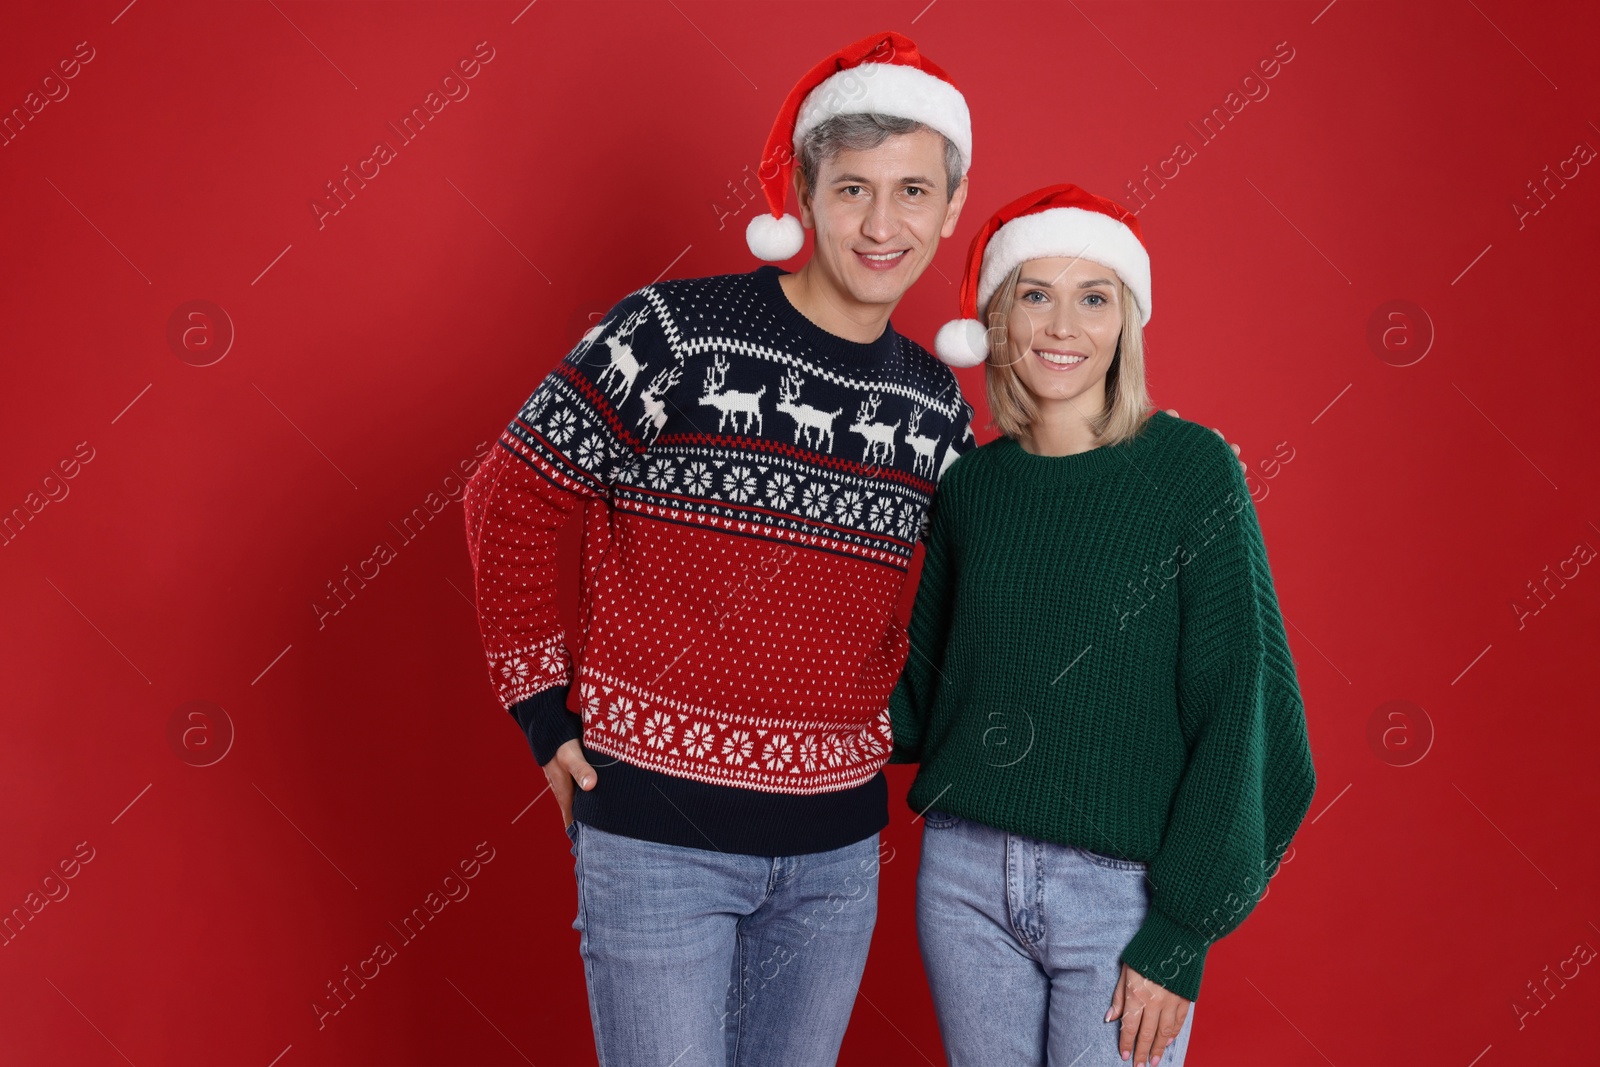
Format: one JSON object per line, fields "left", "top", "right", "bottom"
{"left": 1018, "top": 276, "right": 1116, "bottom": 288}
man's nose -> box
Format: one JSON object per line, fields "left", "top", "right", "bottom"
{"left": 861, "top": 203, "right": 901, "bottom": 243}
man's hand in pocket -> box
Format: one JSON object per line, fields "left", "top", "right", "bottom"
{"left": 543, "top": 738, "right": 597, "bottom": 828}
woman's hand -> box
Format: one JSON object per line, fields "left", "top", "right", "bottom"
{"left": 1107, "top": 962, "right": 1191, "bottom": 1066}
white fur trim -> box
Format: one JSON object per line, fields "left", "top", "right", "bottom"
{"left": 793, "top": 63, "right": 972, "bottom": 172}
{"left": 978, "top": 207, "right": 1151, "bottom": 325}
{"left": 746, "top": 212, "right": 805, "bottom": 261}
{"left": 935, "top": 318, "right": 988, "bottom": 367}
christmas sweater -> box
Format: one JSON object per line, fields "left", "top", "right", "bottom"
{"left": 463, "top": 264, "right": 975, "bottom": 855}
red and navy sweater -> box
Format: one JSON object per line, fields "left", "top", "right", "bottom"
{"left": 463, "top": 264, "right": 975, "bottom": 856}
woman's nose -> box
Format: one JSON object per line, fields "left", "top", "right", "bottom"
{"left": 1046, "top": 310, "right": 1079, "bottom": 337}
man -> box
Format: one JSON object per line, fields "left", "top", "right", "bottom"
{"left": 463, "top": 31, "right": 977, "bottom": 1067}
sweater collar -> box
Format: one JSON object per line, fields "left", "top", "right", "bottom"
{"left": 989, "top": 410, "right": 1175, "bottom": 483}
{"left": 753, "top": 265, "right": 900, "bottom": 364}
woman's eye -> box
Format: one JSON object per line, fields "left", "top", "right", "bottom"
{"left": 1022, "top": 290, "right": 1047, "bottom": 304}
{"left": 1083, "top": 293, "right": 1107, "bottom": 307}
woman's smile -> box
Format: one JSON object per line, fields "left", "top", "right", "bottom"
{"left": 1032, "top": 347, "right": 1089, "bottom": 371}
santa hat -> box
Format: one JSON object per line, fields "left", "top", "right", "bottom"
{"left": 746, "top": 31, "right": 973, "bottom": 261}
{"left": 934, "top": 184, "right": 1151, "bottom": 368}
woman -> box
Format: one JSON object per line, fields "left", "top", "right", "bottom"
{"left": 890, "top": 184, "right": 1317, "bottom": 1067}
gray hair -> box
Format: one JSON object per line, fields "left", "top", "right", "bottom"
{"left": 796, "top": 113, "right": 964, "bottom": 203}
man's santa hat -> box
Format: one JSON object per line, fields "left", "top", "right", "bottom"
{"left": 934, "top": 183, "right": 1152, "bottom": 368}
{"left": 746, "top": 31, "right": 973, "bottom": 262}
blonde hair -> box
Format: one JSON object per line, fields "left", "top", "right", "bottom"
{"left": 981, "top": 263, "right": 1153, "bottom": 446}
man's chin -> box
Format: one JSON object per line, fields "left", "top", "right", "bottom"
{"left": 838, "top": 264, "right": 920, "bottom": 307}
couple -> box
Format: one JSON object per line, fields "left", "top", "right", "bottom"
{"left": 463, "top": 30, "right": 1316, "bottom": 1067}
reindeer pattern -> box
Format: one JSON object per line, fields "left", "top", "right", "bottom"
{"left": 524, "top": 281, "right": 973, "bottom": 557}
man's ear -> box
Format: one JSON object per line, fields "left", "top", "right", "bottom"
{"left": 940, "top": 174, "right": 970, "bottom": 239}
{"left": 792, "top": 167, "right": 815, "bottom": 229}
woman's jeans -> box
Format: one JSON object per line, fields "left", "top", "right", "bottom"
{"left": 916, "top": 810, "right": 1198, "bottom": 1066}
{"left": 565, "top": 818, "right": 883, "bottom": 1067}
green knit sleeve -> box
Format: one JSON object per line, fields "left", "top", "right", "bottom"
{"left": 1118, "top": 430, "right": 1317, "bottom": 1002}
{"left": 887, "top": 473, "right": 961, "bottom": 765}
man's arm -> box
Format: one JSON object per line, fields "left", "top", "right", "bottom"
{"left": 887, "top": 476, "right": 961, "bottom": 764}
{"left": 889, "top": 390, "right": 974, "bottom": 763}
{"left": 462, "top": 289, "right": 664, "bottom": 764}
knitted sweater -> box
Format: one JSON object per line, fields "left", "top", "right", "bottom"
{"left": 464, "top": 264, "right": 975, "bottom": 856}
{"left": 888, "top": 411, "right": 1317, "bottom": 1002}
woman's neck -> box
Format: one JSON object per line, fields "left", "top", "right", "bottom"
{"left": 1019, "top": 406, "right": 1105, "bottom": 457}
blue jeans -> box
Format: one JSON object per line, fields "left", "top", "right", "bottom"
{"left": 915, "top": 810, "right": 1198, "bottom": 1066}
{"left": 565, "top": 818, "right": 882, "bottom": 1067}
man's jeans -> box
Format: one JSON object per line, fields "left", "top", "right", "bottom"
{"left": 915, "top": 810, "right": 1198, "bottom": 1066}
{"left": 565, "top": 818, "right": 882, "bottom": 1067}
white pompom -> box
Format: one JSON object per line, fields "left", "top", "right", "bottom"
{"left": 934, "top": 319, "right": 989, "bottom": 367}
{"left": 746, "top": 212, "right": 805, "bottom": 261}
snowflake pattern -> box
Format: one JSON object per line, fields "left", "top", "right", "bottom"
{"left": 683, "top": 461, "right": 713, "bottom": 495}
{"left": 496, "top": 656, "right": 530, "bottom": 687}
{"left": 721, "top": 729, "right": 753, "bottom": 765}
{"left": 867, "top": 495, "right": 895, "bottom": 532}
{"left": 761, "top": 734, "right": 793, "bottom": 771}
{"left": 546, "top": 408, "right": 576, "bottom": 446}
{"left": 723, "top": 465, "right": 757, "bottom": 503}
{"left": 801, "top": 482, "right": 831, "bottom": 519}
{"left": 646, "top": 456, "right": 676, "bottom": 490}
{"left": 833, "top": 489, "right": 864, "bottom": 525}
{"left": 575, "top": 433, "right": 609, "bottom": 471}
{"left": 681, "top": 721, "right": 715, "bottom": 759}
{"left": 642, "top": 710, "right": 676, "bottom": 750}
{"left": 765, "top": 471, "right": 796, "bottom": 510}
{"left": 607, "top": 695, "right": 637, "bottom": 737}
{"left": 569, "top": 670, "right": 898, "bottom": 791}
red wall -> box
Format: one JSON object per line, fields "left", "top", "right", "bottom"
{"left": 3, "top": 2, "right": 1597, "bottom": 1063}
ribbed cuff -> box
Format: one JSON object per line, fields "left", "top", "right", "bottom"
{"left": 508, "top": 685, "right": 581, "bottom": 766}
{"left": 1119, "top": 905, "right": 1211, "bottom": 1003}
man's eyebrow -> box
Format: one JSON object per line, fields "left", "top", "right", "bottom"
{"left": 1018, "top": 276, "right": 1117, "bottom": 289}
{"left": 830, "top": 174, "right": 939, "bottom": 185}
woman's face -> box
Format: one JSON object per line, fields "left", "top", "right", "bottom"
{"left": 1000, "top": 256, "right": 1123, "bottom": 416}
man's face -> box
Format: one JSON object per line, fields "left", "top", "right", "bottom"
{"left": 794, "top": 127, "right": 968, "bottom": 310}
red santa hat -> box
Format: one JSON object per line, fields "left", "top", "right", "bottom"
{"left": 746, "top": 31, "right": 973, "bottom": 261}
{"left": 934, "top": 183, "right": 1152, "bottom": 368}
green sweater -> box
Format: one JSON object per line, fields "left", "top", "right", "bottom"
{"left": 889, "top": 410, "right": 1317, "bottom": 1003}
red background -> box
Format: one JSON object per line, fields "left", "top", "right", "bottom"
{"left": 3, "top": 1, "right": 1597, "bottom": 1063}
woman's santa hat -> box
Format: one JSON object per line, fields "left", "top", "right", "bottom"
{"left": 746, "top": 31, "right": 973, "bottom": 262}
{"left": 934, "top": 184, "right": 1152, "bottom": 368}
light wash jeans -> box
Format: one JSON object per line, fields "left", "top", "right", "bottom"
{"left": 915, "top": 809, "right": 1197, "bottom": 1066}
{"left": 565, "top": 818, "right": 882, "bottom": 1067}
